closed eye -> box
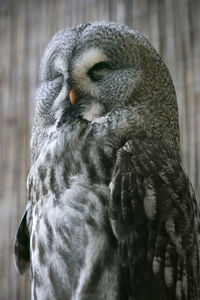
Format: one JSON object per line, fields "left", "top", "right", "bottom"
{"left": 88, "top": 61, "right": 110, "bottom": 82}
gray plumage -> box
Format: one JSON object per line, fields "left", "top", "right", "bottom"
{"left": 14, "top": 21, "right": 200, "bottom": 300}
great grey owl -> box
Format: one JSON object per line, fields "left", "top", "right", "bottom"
{"left": 14, "top": 21, "right": 200, "bottom": 300}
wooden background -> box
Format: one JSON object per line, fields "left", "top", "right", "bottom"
{"left": 0, "top": 0, "right": 200, "bottom": 299}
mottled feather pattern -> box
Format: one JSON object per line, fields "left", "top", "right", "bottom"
{"left": 26, "top": 117, "right": 121, "bottom": 300}
{"left": 109, "top": 138, "right": 200, "bottom": 299}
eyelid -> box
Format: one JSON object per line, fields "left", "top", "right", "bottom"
{"left": 89, "top": 61, "right": 110, "bottom": 72}
{"left": 88, "top": 61, "right": 110, "bottom": 81}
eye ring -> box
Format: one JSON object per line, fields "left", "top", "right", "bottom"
{"left": 88, "top": 61, "right": 110, "bottom": 82}
{"left": 56, "top": 70, "right": 64, "bottom": 78}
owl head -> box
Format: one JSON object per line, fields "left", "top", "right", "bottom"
{"left": 32, "top": 21, "right": 179, "bottom": 160}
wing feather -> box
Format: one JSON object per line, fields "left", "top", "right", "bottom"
{"left": 14, "top": 204, "right": 31, "bottom": 274}
{"left": 109, "top": 138, "right": 200, "bottom": 300}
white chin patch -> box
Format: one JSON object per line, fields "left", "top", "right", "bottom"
{"left": 82, "top": 102, "right": 104, "bottom": 121}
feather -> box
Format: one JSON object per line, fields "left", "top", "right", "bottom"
{"left": 109, "top": 138, "right": 200, "bottom": 300}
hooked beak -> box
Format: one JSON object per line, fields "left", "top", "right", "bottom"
{"left": 69, "top": 89, "right": 77, "bottom": 105}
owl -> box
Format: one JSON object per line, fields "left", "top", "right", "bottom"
{"left": 14, "top": 21, "right": 200, "bottom": 300}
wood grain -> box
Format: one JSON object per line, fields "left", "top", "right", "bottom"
{"left": 0, "top": 0, "right": 199, "bottom": 299}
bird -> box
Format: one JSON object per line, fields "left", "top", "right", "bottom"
{"left": 14, "top": 21, "right": 200, "bottom": 300}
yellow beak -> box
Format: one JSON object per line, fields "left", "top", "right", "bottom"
{"left": 69, "top": 89, "right": 77, "bottom": 105}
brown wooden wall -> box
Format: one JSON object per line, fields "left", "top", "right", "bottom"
{"left": 0, "top": 0, "right": 200, "bottom": 299}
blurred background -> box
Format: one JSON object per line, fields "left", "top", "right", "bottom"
{"left": 0, "top": 0, "right": 200, "bottom": 299}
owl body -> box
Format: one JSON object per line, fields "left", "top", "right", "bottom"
{"left": 28, "top": 112, "right": 135, "bottom": 299}
{"left": 14, "top": 22, "right": 200, "bottom": 300}
{"left": 28, "top": 118, "right": 114, "bottom": 299}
